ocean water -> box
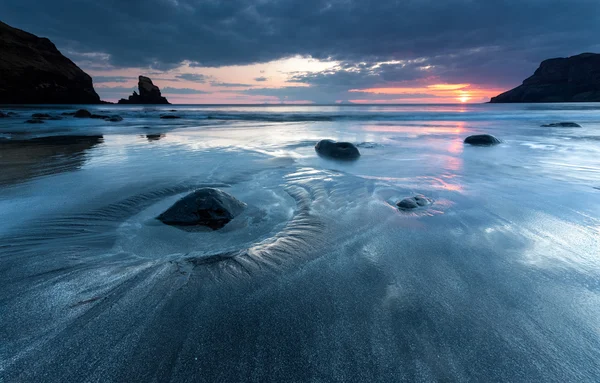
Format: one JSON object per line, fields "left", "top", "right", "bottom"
{"left": 0, "top": 103, "right": 599, "bottom": 382}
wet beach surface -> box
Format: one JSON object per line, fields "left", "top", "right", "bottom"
{"left": 1, "top": 104, "right": 600, "bottom": 382}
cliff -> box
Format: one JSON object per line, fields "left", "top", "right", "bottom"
{"left": 0, "top": 21, "right": 101, "bottom": 104}
{"left": 490, "top": 53, "right": 600, "bottom": 103}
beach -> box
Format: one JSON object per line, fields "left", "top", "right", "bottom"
{"left": 1, "top": 103, "right": 600, "bottom": 382}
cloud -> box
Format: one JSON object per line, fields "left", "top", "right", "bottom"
{"left": 93, "top": 76, "right": 136, "bottom": 83}
{"left": 210, "top": 82, "right": 255, "bottom": 88}
{"left": 175, "top": 73, "right": 210, "bottom": 83}
{"left": 254, "top": 76, "right": 268, "bottom": 82}
{"left": 162, "top": 87, "right": 210, "bottom": 94}
{"left": 2, "top": 0, "right": 599, "bottom": 102}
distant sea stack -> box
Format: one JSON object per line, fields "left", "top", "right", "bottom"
{"left": 0, "top": 21, "right": 101, "bottom": 104}
{"left": 118, "top": 76, "right": 170, "bottom": 104}
{"left": 490, "top": 53, "right": 600, "bottom": 103}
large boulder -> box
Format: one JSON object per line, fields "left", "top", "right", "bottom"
{"left": 490, "top": 53, "right": 600, "bottom": 103}
{"left": 315, "top": 139, "right": 361, "bottom": 160}
{"left": 464, "top": 134, "right": 501, "bottom": 146}
{"left": 0, "top": 21, "right": 101, "bottom": 104}
{"left": 118, "top": 76, "right": 170, "bottom": 104}
{"left": 158, "top": 188, "right": 246, "bottom": 230}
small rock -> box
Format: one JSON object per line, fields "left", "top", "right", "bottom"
{"left": 146, "top": 134, "right": 164, "bottom": 141}
{"left": 158, "top": 188, "right": 246, "bottom": 230}
{"left": 74, "top": 109, "right": 92, "bottom": 118}
{"left": 541, "top": 122, "right": 581, "bottom": 128}
{"left": 464, "top": 134, "right": 501, "bottom": 146}
{"left": 31, "top": 113, "right": 51, "bottom": 118}
{"left": 315, "top": 139, "right": 361, "bottom": 160}
{"left": 160, "top": 115, "right": 181, "bottom": 119}
{"left": 106, "top": 115, "right": 123, "bottom": 122}
{"left": 25, "top": 119, "right": 44, "bottom": 124}
{"left": 397, "top": 195, "right": 433, "bottom": 210}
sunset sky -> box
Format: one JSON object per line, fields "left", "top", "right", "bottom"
{"left": 2, "top": 0, "right": 599, "bottom": 104}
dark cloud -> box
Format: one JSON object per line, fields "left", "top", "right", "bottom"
{"left": 254, "top": 76, "right": 268, "bottom": 82}
{"left": 93, "top": 76, "right": 136, "bottom": 83}
{"left": 175, "top": 73, "right": 210, "bottom": 83}
{"left": 2, "top": 0, "right": 599, "bottom": 91}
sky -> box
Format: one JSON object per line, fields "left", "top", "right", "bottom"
{"left": 2, "top": 0, "right": 600, "bottom": 104}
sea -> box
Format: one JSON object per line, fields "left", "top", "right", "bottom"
{"left": 0, "top": 103, "right": 599, "bottom": 382}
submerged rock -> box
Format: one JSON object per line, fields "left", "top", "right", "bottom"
{"left": 31, "top": 113, "right": 51, "bottom": 118}
{"left": 25, "top": 119, "right": 44, "bottom": 124}
{"left": 74, "top": 109, "right": 92, "bottom": 118}
{"left": 0, "top": 111, "right": 8, "bottom": 118}
{"left": 541, "top": 122, "right": 581, "bottom": 127}
{"left": 315, "top": 139, "right": 361, "bottom": 160}
{"left": 464, "top": 134, "right": 501, "bottom": 146}
{"left": 397, "top": 195, "right": 432, "bottom": 210}
{"left": 160, "top": 115, "right": 181, "bottom": 119}
{"left": 157, "top": 188, "right": 246, "bottom": 230}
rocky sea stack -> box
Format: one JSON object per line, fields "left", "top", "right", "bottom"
{"left": 490, "top": 53, "right": 600, "bottom": 103}
{"left": 118, "top": 76, "right": 170, "bottom": 104}
{"left": 0, "top": 21, "right": 101, "bottom": 104}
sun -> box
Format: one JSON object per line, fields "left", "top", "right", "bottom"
{"left": 458, "top": 95, "right": 471, "bottom": 103}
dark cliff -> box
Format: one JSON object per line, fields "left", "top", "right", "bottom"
{"left": 118, "top": 76, "right": 170, "bottom": 104}
{"left": 490, "top": 53, "right": 600, "bottom": 103}
{"left": 0, "top": 21, "right": 101, "bottom": 104}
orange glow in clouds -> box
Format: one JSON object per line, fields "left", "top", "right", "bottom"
{"left": 350, "top": 83, "right": 503, "bottom": 103}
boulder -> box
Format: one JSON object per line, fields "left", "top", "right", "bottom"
{"left": 74, "top": 109, "right": 92, "bottom": 118}
{"left": 0, "top": 21, "right": 101, "bottom": 104}
{"left": 464, "top": 134, "right": 501, "bottom": 146}
{"left": 397, "top": 195, "right": 432, "bottom": 210}
{"left": 157, "top": 188, "right": 246, "bottom": 230}
{"left": 160, "top": 115, "right": 181, "bottom": 119}
{"left": 541, "top": 122, "right": 581, "bottom": 127}
{"left": 315, "top": 139, "right": 361, "bottom": 160}
{"left": 490, "top": 53, "right": 600, "bottom": 103}
{"left": 118, "top": 76, "right": 170, "bottom": 104}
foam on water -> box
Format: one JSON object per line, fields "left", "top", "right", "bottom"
{"left": 0, "top": 103, "right": 599, "bottom": 382}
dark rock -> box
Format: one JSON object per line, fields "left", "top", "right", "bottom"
{"left": 146, "top": 134, "right": 164, "bottom": 141}
{"left": 315, "top": 139, "right": 361, "bottom": 160}
{"left": 74, "top": 109, "right": 92, "bottom": 118}
{"left": 31, "top": 113, "right": 51, "bottom": 118}
{"left": 160, "top": 115, "right": 181, "bottom": 119}
{"left": 541, "top": 122, "right": 582, "bottom": 127}
{"left": 0, "top": 111, "right": 8, "bottom": 118}
{"left": 464, "top": 134, "right": 501, "bottom": 146}
{"left": 397, "top": 195, "right": 433, "bottom": 210}
{"left": 118, "top": 76, "right": 170, "bottom": 104}
{"left": 157, "top": 188, "right": 246, "bottom": 230}
{"left": 490, "top": 53, "right": 600, "bottom": 103}
{"left": 61, "top": 112, "right": 76, "bottom": 116}
{"left": 25, "top": 119, "right": 44, "bottom": 124}
{"left": 106, "top": 115, "right": 123, "bottom": 122}
{"left": 0, "top": 21, "right": 101, "bottom": 104}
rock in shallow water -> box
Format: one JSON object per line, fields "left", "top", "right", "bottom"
{"left": 397, "top": 195, "right": 432, "bottom": 210}
{"left": 157, "top": 188, "right": 246, "bottom": 230}
{"left": 541, "top": 122, "right": 581, "bottom": 127}
{"left": 74, "top": 109, "right": 92, "bottom": 118}
{"left": 160, "top": 115, "right": 181, "bottom": 119}
{"left": 315, "top": 139, "right": 360, "bottom": 160}
{"left": 464, "top": 134, "right": 501, "bottom": 146}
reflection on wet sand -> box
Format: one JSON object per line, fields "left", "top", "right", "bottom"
{"left": 0, "top": 135, "right": 104, "bottom": 186}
